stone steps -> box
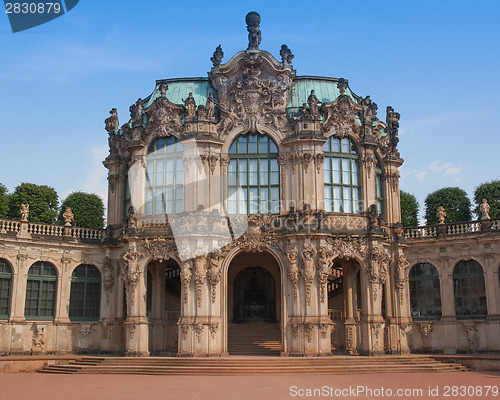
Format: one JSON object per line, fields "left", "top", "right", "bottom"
{"left": 39, "top": 356, "right": 470, "bottom": 375}
{"left": 227, "top": 322, "right": 281, "bottom": 355}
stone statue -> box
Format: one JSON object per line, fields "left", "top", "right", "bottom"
{"left": 129, "top": 98, "right": 144, "bottom": 127}
{"left": 337, "top": 78, "right": 348, "bottom": 96}
{"left": 436, "top": 206, "right": 447, "bottom": 224}
{"left": 280, "top": 44, "right": 294, "bottom": 64}
{"left": 20, "top": 203, "right": 29, "bottom": 222}
{"left": 210, "top": 44, "right": 224, "bottom": 66}
{"left": 205, "top": 93, "right": 215, "bottom": 118}
{"left": 63, "top": 207, "right": 74, "bottom": 226}
{"left": 159, "top": 82, "right": 168, "bottom": 97}
{"left": 246, "top": 12, "right": 261, "bottom": 51}
{"left": 301, "top": 243, "right": 317, "bottom": 280}
{"left": 183, "top": 92, "right": 196, "bottom": 117}
{"left": 286, "top": 246, "right": 299, "bottom": 283}
{"left": 479, "top": 199, "right": 491, "bottom": 220}
{"left": 128, "top": 206, "right": 137, "bottom": 229}
{"left": 307, "top": 90, "right": 320, "bottom": 116}
{"left": 300, "top": 103, "right": 309, "bottom": 117}
{"left": 301, "top": 243, "right": 317, "bottom": 304}
{"left": 105, "top": 108, "right": 119, "bottom": 133}
{"left": 367, "top": 204, "right": 379, "bottom": 229}
{"left": 197, "top": 105, "right": 207, "bottom": 119}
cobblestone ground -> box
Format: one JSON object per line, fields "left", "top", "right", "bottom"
{"left": 0, "top": 371, "right": 499, "bottom": 400}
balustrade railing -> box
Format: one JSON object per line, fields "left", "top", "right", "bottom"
{"left": 70, "top": 227, "right": 104, "bottom": 240}
{"left": 0, "top": 218, "right": 104, "bottom": 241}
{"left": 28, "top": 222, "right": 64, "bottom": 236}
{"left": 329, "top": 309, "right": 344, "bottom": 321}
{"left": 405, "top": 218, "right": 500, "bottom": 239}
{"left": 165, "top": 311, "right": 180, "bottom": 324}
{"left": 0, "top": 219, "right": 20, "bottom": 233}
{"left": 404, "top": 225, "right": 437, "bottom": 239}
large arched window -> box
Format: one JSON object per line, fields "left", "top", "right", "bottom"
{"left": 409, "top": 263, "right": 442, "bottom": 319}
{"left": 69, "top": 264, "right": 101, "bottom": 321}
{"left": 228, "top": 133, "right": 279, "bottom": 215}
{"left": 0, "top": 259, "right": 12, "bottom": 319}
{"left": 375, "top": 158, "right": 384, "bottom": 215}
{"left": 453, "top": 260, "right": 487, "bottom": 319}
{"left": 25, "top": 262, "right": 57, "bottom": 320}
{"left": 323, "top": 137, "right": 361, "bottom": 214}
{"left": 145, "top": 136, "right": 183, "bottom": 215}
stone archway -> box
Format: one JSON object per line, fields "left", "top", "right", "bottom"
{"left": 327, "top": 257, "right": 363, "bottom": 355}
{"left": 226, "top": 251, "right": 282, "bottom": 355}
{"left": 232, "top": 266, "right": 276, "bottom": 323}
{"left": 146, "top": 258, "right": 181, "bottom": 356}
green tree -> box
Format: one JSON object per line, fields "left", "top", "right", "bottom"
{"left": 400, "top": 190, "right": 419, "bottom": 227}
{"left": 474, "top": 180, "right": 500, "bottom": 220}
{"left": 58, "top": 192, "right": 105, "bottom": 229}
{"left": 425, "top": 187, "right": 471, "bottom": 225}
{"left": 0, "top": 183, "right": 9, "bottom": 219}
{"left": 8, "top": 183, "right": 59, "bottom": 224}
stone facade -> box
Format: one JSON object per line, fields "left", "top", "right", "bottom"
{"left": 0, "top": 13, "right": 498, "bottom": 357}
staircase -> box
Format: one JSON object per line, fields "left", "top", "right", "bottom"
{"left": 39, "top": 355, "right": 470, "bottom": 375}
{"left": 228, "top": 322, "right": 281, "bottom": 356}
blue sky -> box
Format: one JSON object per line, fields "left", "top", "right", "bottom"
{"left": 1, "top": 1, "right": 499, "bottom": 222}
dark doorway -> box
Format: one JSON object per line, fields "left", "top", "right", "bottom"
{"left": 233, "top": 266, "right": 276, "bottom": 323}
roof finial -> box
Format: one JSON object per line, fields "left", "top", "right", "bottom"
{"left": 246, "top": 11, "right": 261, "bottom": 51}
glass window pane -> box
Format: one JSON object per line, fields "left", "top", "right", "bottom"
{"left": 249, "top": 188, "right": 259, "bottom": 214}
{"left": 249, "top": 159, "right": 258, "bottom": 185}
{"left": 269, "top": 140, "right": 278, "bottom": 153}
{"left": 259, "top": 135, "right": 268, "bottom": 153}
{"left": 228, "top": 134, "right": 280, "bottom": 215}
{"left": 270, "top": 172, "right": 279, "bottom": 186}
{"left": 331, "top": 138, "right": 340, "bottom": 152}
{"left": 259, "top": 159, "right": 269, "bottom": 185}
{"left": 249, "top": 134, "right": 258, "bottom": 153}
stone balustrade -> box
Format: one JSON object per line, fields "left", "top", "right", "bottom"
{"left": 405, "top": 218, "right": 500, "bottom": 240}
{"left": 0, "top": 219, "right": 20, "bottom": 233}
{"left": 0, "top": 218, "right": 104, "bottom": 241}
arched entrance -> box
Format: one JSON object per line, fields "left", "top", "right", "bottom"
{"left": 227, "top": 251, "right": 282, "bottom": 355}
{"left": 146, "top": 259, "right": 181, "bottom": 355}
{"left": 327, "top": 258, "right": 363, "bottom": 354}
{"left": 233, "top": 266, "right": 276, "bottom": 322}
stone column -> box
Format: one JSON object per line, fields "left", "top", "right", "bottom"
{"left": 360, "top": 144, "right": 377, "bottom": 213}
{"left": 54, "top": 262, "right": 71, "bottom": 324}
{"left": 11, "top": 254, "right": 28, "bottom": 322}
{"left": 122, "top": 242, "right": 149, "bottom": 356}
{"left": 128, "top": 153, "right": 146, "bottom": 215}
{"left": 360, "top": 245, "right": 388, "bottom": 356}
{"left": 483, "top": 254, "right": 500, "bottom": 351}
{"left": 278, "top": 155, "right": 287, "bottom": 212}
{"left": 104, "top": 159, "right": 126, "bottom": 226}
{"left": 383, "top": 159, "right": 403, "bottom": 225}
{"left": 343, "top": 265, "right": 357, "bottom": 354}
{"left": 439, "top": 257, "right": 458, "bottom": 354}
{"left": 150, "top": 263, "right": 164, "bottom": 354}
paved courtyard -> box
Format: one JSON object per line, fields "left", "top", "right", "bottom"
{"left": 0, "top": 371, "right": 498, "bottom": 400}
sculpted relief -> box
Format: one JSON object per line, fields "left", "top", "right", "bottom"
{"left": 210, "top": 52, "right": 294, "bottom": 136}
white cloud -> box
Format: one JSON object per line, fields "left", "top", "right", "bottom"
{"left": 61, "top": 145, "right": 108, "bottom": 211}
{"left": 415, "top": 170, "right": 427, "bottom": 181}
{"left": 404, "top": 160, "right": 462, "bottom": 183}
{"left": 81, "top": 145, "right": 109, "bottom": 204}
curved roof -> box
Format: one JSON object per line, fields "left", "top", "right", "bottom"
{"left": 144, "top": 78, "right": 216, "bottom": 109}
{"left": 143, "top": 75, "right": 359, "bottom": 115}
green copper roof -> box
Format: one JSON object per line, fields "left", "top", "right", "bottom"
{"left": 143, "top": 76, "right": 359, "bottom": 117}
{"left": 144, "top": 78, "right": 215, "bottom": 109}
{"left": 286, "top": 76, "right": 358, "bottom": 111}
